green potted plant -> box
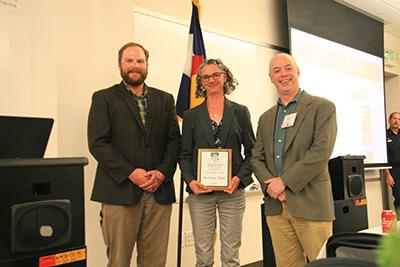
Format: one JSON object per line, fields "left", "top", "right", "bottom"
{"left": 377, "top": 229, "right": 400, "bottom": 267}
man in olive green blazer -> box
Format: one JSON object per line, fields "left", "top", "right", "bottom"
{"left": 251, "top": 53, "right": 337, "bottom": 267}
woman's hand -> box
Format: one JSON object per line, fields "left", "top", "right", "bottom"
{"left": 189, "top": 180, "right": 213, "bottom": 195}
{"left": 224, "top": 176, "right": 240, "bottom": 194}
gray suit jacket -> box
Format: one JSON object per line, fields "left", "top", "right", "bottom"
{"left": 180, "top": 99, "right": 255, "bottom": 192}
{"left": 251, "top": 91, "right": 337, "bottom": 221}
{"left": 88, "top": 82, "right": 180, "bottom": 205}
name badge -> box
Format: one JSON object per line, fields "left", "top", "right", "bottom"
{"left": 281, "top": 113, "right": 297, "bottom": 128}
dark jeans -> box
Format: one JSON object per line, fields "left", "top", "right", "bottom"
{"left": 390, "top": 168, "right": 400, "bottom": 210}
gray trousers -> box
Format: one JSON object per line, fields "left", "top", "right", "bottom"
{"left": 100, "top": 192, "right": 172, "bottom": 267}
{"left": 188, "top": 189, "right": 246, "bottom": 267}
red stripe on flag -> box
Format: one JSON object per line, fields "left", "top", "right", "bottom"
{"left": 191, "top": 55, "right": 205, "bottom": 76}
{"left": 176, "top": 1, "right": 206, "bottom": 118}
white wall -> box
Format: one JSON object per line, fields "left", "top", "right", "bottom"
{"left": 2, "top": 0, "right": 400, "bottom": 266}
{"left": 385, "top": 33, "right": 400, "bottom": 76}
{"left": 385, "top": 33, "right": 400, "bottom": 118}
{"left": 0, "top": 1, "right": 32, "bottom": 117}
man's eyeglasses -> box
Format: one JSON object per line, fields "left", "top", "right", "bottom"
{"left": 200, "top": 72, "right": 225, "bottom": 82}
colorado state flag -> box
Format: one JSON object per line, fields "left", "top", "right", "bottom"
{"left": 176, "top": 0, "right": 206, "bottom": 120}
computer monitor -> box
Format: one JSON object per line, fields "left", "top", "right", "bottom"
{"left": 0, "top": 116, "right": 54, "bottom": 159}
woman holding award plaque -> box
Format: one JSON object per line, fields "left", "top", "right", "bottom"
{"left": 180, "top": 58, "right": 255, "bottom": 267}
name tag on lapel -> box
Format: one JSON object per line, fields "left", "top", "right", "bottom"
{"left": 281, "top": 113, "right": 297, "bottom": 128}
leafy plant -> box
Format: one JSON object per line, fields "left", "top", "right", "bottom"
{"left": 377, "top": 230, "right": 400, "bottom": 267}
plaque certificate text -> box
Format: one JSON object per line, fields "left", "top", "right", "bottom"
{"left": 197, "top": 148, "right": 232, "bottom": 190}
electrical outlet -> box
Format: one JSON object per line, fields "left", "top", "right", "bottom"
{"left": 185, "top": 231, "right": 194, "bottom": 246}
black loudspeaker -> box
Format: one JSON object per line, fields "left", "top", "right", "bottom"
{"left": 333, "top": 198, "right": 369, "bottom": 233}
{"left": 11, "top": 199, "right": 72, "bottom": 252}
{"left": 329, "top": 155, "right": 366, "bottom": 200}
{"left": 0, "top": 158, "right": 87, "bottom": 267}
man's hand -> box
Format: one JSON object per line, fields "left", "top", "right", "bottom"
{"left": 265, "top": 177, "right": 286, "bottom": 200}
{"left": 146, "top": 170, "right": 166, "bottom": 192}
{"left": 128, "top": 169, "right": 165, "bottom": 193}
{"left": 189, "top": 180, "right": 213, "bottom": 195}
{"left": 128, "top": 168, "right": 148, "bottom": 186}
{"left": 224, "top": 176, "right": 240, "bottom": 194}
{"left": 386, "top": 174, "right": 395, "bottom": 187}
{"left": 277, "top": 191, "right": 286, "bottom": 202}
{"left": 138, "top": 175, "right": 155, "bottom": 192}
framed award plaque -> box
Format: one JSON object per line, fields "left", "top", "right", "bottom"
{"left": 197, "top": 148, "right": 232, "bottom": 190}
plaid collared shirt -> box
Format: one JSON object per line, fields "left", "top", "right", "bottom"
{"left": 127, "top": 85, "right": 148, "bottom": 126}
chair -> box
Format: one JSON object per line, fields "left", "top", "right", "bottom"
{"left": 326, "top": 232, "right": 381, "bottom": 262}
{"left": 305, "top": 257, "right": 378, "bottom": 267}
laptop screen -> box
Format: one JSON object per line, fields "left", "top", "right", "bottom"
{"left": 0, "top": 116, "right": 54, "bottom": 159}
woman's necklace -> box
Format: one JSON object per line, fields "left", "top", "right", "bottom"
{"left": 207, "top": 96, "right": 224, "bottom": 121}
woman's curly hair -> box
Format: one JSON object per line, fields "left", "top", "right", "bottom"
{"left": 195, "top": 58, "right": 238, "bottom": 98}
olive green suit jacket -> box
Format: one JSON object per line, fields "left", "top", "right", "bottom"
{"left": 251, "top": 91, "right": 337, "bottom": 221}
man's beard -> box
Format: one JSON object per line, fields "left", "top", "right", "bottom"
{"left": 121, "top": 69, "right": 148, "bottom": 87}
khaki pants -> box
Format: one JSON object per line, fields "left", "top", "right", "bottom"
{"left": 100, "top": 192, "right": 172, "bottom": 267}
{"left": 266, "top": 202, "right": 332, "bottom": 267}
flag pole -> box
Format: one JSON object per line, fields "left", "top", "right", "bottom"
{"left": 176, "top": 1, "right": 206, "bottom": 266}
{"left": 177, "top": 175, "right": 184, "bottom": 267}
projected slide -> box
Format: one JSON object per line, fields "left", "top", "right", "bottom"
{"left": 290, "top": 28, "right": 387, "bottom": 164}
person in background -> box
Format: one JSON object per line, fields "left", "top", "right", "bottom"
{"left": 180, "top": 58, "right": 255, "bottom": 267}
{"left": 251, "top": 53, "right": 337, "bottom": 267}
{"left": 384, "top": 111, "right": 400, "bottom": 215}
{"left": 88, "top": 42, "right": 180, "bottom": 267}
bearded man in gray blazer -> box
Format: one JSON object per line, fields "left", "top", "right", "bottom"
{"left": 88, "top": 42, "right": 180, "bottom": 267}
{"left": 251, "top": 53, "right": 337, "bottom": 267}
